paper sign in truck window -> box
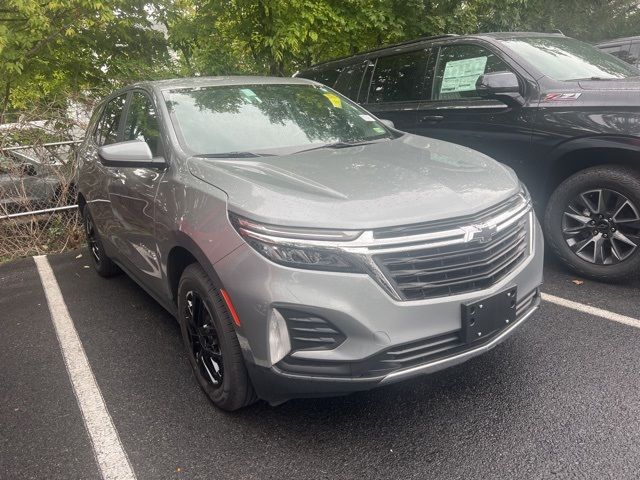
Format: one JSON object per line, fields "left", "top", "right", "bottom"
{"left": 440, "top": 56, "right": 488, "bottom": 94}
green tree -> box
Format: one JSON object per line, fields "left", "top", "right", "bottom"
{"left": 0, "top": 0, "right": 172, "bottom": 124}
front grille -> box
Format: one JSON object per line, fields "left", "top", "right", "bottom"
{"left": 374, "top": 216, "right": 529, "bottom": 301}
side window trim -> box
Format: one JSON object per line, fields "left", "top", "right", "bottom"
{"left": 118, "top": 91, "right": 133, "bottom": 143}
{"left": 89, "top": 102, "right": 106, "bottom": 146}
{"left": 357, "top": 59, "right": 375, "bottom": 103}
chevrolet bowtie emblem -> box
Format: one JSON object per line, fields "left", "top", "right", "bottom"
{"left": 462, "top": 224, "right": 498, "bottom": 243}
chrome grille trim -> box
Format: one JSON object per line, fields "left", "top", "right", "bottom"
{"left": 376, "top": 215, "right": 530, "bottom": 300}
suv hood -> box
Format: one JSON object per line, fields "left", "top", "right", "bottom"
{"left": 187, "top": 134, "right": 519, "bottom": 229}
{"left": 578, "top": 77, "right": 640, "bottom": 91}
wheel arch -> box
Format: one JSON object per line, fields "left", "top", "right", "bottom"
{"left": 165, "top": 232, "right": 224, "bottom": 307}
{"left": 546, "top": 136, "right": 640, "bottom": 200}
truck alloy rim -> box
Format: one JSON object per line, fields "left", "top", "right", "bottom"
{"left": 562, "top": 188, "right": 640, "bottom": 265}
{"left": 184, "top": 291, "right": 223, "bottom": 386}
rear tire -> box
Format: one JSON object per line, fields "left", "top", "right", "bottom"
{"left": 177, "top": 263, "right": 257, "bottom": 411}
{"left": 82, "top": 208, "right": 120, "bottom": 277}
{"left": 544, "top": 165, "right": 640, "bottom": 281}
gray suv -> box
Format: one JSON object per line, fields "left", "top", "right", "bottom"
{"left": 76, "top": 77, "right": 543, "bottom": 410}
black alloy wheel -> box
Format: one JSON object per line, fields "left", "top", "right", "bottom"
{"left": 545, "top": 165, "right": 640, "bottom": 281}
{"left": 177, "top": 264, "right": 256, "bottom": 411}
{"left": 184, "top": 290, "right": 224, "bottom": 387}
{"left": 85, "top": 214, "right": 101, "bottom": 263}
{"left": 82, "top": 209, "right": 120, "bottom": 277}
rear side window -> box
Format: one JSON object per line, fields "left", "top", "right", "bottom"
{"left": 368, "top": 50, "right": 429, "bottom": 103}
{"left": 600, "top": 43, "right": 633, "bottom": 63}
{"left": 334, "top": 62, "right": 367, "bottom": 101}
{"left": 300, "top": 66, "right": 342, "bottom": 88}
{"left": 432, "top": 44, "right": 511, "bottom": 101}
{"left": 123, "top": 92, "right": 161, "bottom": 157}
{"left": 94, "top": 94, "right": 127, "bottom": 146}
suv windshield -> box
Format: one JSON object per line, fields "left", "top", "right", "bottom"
{"left": 499, "top": 36, "right": 640, "bottom": 81}
{"left": 163, "top": 83, "right": 392, "bottom": 156}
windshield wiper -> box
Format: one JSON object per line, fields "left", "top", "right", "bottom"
{"left": 293, "top": 139, "right": 388, "bottom": 155}
{"left": 194, "top": 151, "right": 275, "bottom": 158}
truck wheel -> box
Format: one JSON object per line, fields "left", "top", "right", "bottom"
{"left": 544, "top": 165, "right": 640, "bottom": 281}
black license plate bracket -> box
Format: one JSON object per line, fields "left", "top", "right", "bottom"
{"left": 461, "top": 286, "right": 517, "bottom": 344}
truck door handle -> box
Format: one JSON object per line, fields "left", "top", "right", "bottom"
{"left": 420, "top": 115, "right": 444, "bottom": 123}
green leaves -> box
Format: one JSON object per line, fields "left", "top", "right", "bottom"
{"left": 0, "top": 0, "right": 172, "bottom": 123}
{"left": 1, "top": 0, "right": 639, "bottom": 125}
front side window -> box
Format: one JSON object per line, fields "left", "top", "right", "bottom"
{"left": 500, "top": 36, "right": 640, "bottom": 81}
{"left": 163, "top": 84, "right": 393, "bottom": 156}
{"left": 369, "top": 50, "right": 429, "bottom": 103}
{"left": 95, "top": 94, "right": 127, "bottom": 146}
{"left": 123, "top": 92, "right": 161, "bottom": 157}
{"left": 432, "top": 44, "right": 512, "bottom": 101}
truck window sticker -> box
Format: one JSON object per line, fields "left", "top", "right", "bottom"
{"left": 440, "top": 56, "right": 488, "bottom": 94}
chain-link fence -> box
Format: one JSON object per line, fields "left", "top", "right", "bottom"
{"left": 0, "top": 108, "right": 88, "bottom": 263}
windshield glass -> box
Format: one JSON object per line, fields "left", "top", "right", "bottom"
{"left": 163, "top": 83, "right": 392, "bottom": 156}
{"left": 499, "top": 36, "right": 640, "bottom": 81}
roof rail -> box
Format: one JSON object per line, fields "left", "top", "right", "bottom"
{"left": 304, "top": 34, "right": 458, "bottom": 70}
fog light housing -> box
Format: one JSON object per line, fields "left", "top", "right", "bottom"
{"left": 268, "top": 309, "right": 291, "bottom": 366}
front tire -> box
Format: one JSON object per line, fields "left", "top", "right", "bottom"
{"left": 544, "top": 165, "right": 640, "bottom": 281}
{"left": 177, "top": 264, "right": 256, "bottom": 411}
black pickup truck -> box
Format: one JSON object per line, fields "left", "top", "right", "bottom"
{"left": 297, "top": 32, "right": 640, "bottom": 281}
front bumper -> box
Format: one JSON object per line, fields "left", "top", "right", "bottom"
{"left": 215, "top": 216, "right": 544, "bottom": 404}
{"left": 246, "top": 292, "right": 539, "bottom": 404}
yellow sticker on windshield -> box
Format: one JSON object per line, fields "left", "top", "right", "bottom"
{"left": 323, "top": 93, "right": 342, "bottom": 108}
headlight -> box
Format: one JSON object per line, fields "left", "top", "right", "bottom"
{"left": 229, "top": 213, "right": 364, "bottom": 272}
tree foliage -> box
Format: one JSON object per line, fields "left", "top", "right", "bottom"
{"left": 0, "top": 0, "right": 172, "bottom": 122}
{"left": 1, "top": 0, "right": 639, "bottom": 123}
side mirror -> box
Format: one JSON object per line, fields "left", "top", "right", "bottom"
{"left": 379, "top": 119, "right": 395, "bottom": 129}
{"left": 476, "top": 71, "right": 524, "bottom": 107}
{"left": 98, "top": 140, "right": 165, "bottom": 169}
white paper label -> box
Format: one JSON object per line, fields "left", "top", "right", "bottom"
{"left": 440, "top": 56, "right": 488, "bottom": 94}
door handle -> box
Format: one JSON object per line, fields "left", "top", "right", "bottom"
{"left": 420, "top": 115, "right": 444, "bottom": 123}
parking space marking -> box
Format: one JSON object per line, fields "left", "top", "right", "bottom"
{"left": 34, "top": 256, "right": 137, "bottom": 480}
{"left": 542, "top": 292, "right": 640, "bottom": 330}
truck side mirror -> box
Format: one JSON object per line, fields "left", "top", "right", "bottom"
{"left": 476, "top": 71, "right": 524, "bottom": 107}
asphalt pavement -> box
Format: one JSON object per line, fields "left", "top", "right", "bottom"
{"left": 2, "top": 250, "right": 640, "bottom": 480}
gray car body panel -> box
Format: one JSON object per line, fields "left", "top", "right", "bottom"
{"left": 77, "top": 76, "right": 544, "bottom": 403}
{"left": 187, "top": 133, "right": 519, "bottom": 229}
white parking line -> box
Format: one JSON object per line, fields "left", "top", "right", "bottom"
{"left": 34, "top": 255, "right": 136, "bottom": 480}
{"left": 542, "top": 292, "right": 640, "bottom": 330}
